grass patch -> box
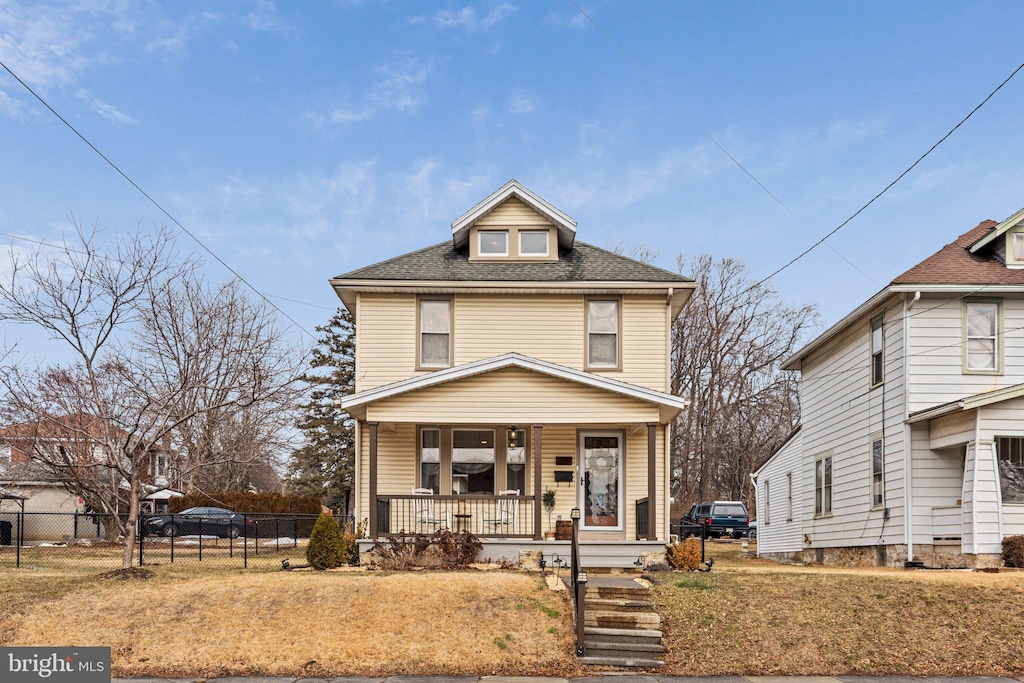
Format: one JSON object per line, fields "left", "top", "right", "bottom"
{"left": 3, "top": 566, "right": 574, "bottom": 678}
{"left": 655, "top": 540, "right": 1024, "bottom": 676}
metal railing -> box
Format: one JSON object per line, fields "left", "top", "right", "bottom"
{"left": 571, "top": 507, "right": 585, "bottom": 658}
{"left": 374, "top": 494, "right": 535, "bottom": 537}
{"left": 635, "top": 497, "right": 649, "bottom": 540}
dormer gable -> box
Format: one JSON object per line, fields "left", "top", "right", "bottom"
{"left": 968, "top": 206, "right": 1024, "bottom": 267}
{"left": 451, "top": 180, "right": 576, "bottom": 260}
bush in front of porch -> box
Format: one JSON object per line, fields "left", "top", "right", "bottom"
{"left": 369, "top": 528, "right": 483, "bottom": 570}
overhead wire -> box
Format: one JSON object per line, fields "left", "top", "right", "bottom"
{"left": 0, "top": 60, "right": 318, "bottom": 340}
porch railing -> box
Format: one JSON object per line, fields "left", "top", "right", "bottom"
{"left": 635, "top": 497, "right": 650, "bottom": 540}
{"left": 375, "top": 494, "right": 535, "bottom": 537}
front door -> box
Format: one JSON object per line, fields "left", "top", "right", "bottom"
{"left": 579, "top": 431, "right": 623, "bottom": 530}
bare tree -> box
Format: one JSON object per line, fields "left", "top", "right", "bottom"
{"left": 670, "top": 254, "right": 817, "bottom": 516}
{"left": 0, "top": 221, "right": 302, "bottom": 568}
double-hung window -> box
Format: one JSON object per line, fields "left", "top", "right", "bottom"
{"left": 871, "top": 438, "right": 884, "bottom": 508}
{"left": 870, "top": 314, "right": 884, "bottom": 387}
{"left": 506, "top": 428, "right": 527, "bottom": 493}
{"left": 964, "top": 299, "right": 1001, "bottom": 373}
{"left": 786, "top": 472, "right": 793, "bottom": 522}
{"left": 419, "top": 299, "right": 451, "bottom": 368}
{"left": 419, "top": 429, "right": 441, "bottom": 494}
{"left": 452, "top": 429, "right": 495, "bottom": 494}
{"left": 587, "top": 299, "right": 620, "bottom": 368}
{"left": 764, "top": 481, "right": 771, "bottom": 525}
{"left": 815, "top": 454, "right": 833, "bottom": 517}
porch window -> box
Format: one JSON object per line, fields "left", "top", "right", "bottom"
{"left": 506, "top": 428, "right": 527, "bottom": 493}
{"left": 419, "top": 428, "right": 441, "bottom": 494}
{"left": 586, "top": 299, "right": 620, "bottom": 368}
{"left": 419, "top": 299, "right": 451, "bottom": 368}
{"left": 452, "top": 429, "right": 494, "bottom": 494}
{"left": 815, "top": 454, "right": 832, "bottom": 517}
{"left": 996, "top": 436, "right": 1024, "bottom": 503}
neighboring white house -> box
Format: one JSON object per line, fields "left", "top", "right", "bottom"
{"left": 755, "top": 209, "right": 1024, "bottom": 568}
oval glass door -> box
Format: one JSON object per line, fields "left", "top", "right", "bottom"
{"left": 579, "top": 432, "right": 622, "bottom": 530}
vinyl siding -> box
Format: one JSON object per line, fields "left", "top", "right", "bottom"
{"left": 475, "top": 196, "right": 553, "bottom": 227}
{"left": 908, "top": 293, "right": 1024, "bottom": 414}
{"left": 799, "top": 296, "right": 906, "bottom": 548}
{"left": 909, "top": 420, "right": 965, "bottom": 546}
{"left": 366, "top": 367, "right": 660, "bottom": 424}
{"left": 755, "top": 432, "right": 804, "bottom": 555}
{"left": 356, "top": 293, "right": 668, "bottom": 393}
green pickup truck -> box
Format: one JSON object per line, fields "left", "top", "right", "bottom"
{"left": 690, "top": 500, "right": 750, "bottom": 539}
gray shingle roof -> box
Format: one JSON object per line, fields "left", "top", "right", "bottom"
{"left": 334, "top": 241, "right": 691, "bottom": 283}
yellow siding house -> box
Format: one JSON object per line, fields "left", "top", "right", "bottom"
{"left": 332, "top": 180, "right": 694, "bottom": 566}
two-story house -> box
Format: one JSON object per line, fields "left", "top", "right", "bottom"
{"left": 333, "top": 180, "right": 694, "bottom": 566}
{"left": 754, "top": 208, "right": 1024, "bottom": 568}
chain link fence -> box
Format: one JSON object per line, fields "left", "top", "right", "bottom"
{"left": 0, "top": 510, "right": 355, "bottom": 570}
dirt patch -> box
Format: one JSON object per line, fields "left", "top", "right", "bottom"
{"left": 98, "top": 567, "right": 155, "bottom": 580}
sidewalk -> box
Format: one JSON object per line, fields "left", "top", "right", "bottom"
{"left": 112, "top": 675, "right": 1024, "bottom": 683}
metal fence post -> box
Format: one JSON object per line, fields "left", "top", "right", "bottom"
{"left": 293, "top": 518, "right": 298, "bottom": 548}
{"left": 198, "top": 517, "right": 203, "bottom": 562}
{"left": 243, "top": 514, "right": 248, "bottom": 568}
{"left": 254, "top": 519, "right": 259, "bottom": 556}
{"left": 170, "top": 514, "right": 175, "bottom": 563}
{"left": 16, "top": 507, "right": 22, "bottom": 569}
{"left": 276, "top": 517, "right": 280, "bottom": 553}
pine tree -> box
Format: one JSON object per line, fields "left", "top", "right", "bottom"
{"left": 286, "top": 308, "right": 355, "bottom": 511}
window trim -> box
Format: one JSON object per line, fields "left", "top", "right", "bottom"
{"left": 764, "top": 480, "right": 771, "bottom": 526}
{"left": 786, "top": 472, "right": 793, "bottom": 522}
{"left": 577, "top": 428, "right": 626, "bottom": 532}
{"left": 416, "top": 295, "right": 454, "bottom": 371}
{"left": 870, "top": 434, "right": 885, "bottom": 510}
{"left": 814, "top": 451, "right": 833, "bottom": 518}
{"left": 418, "top": 427, "right": 442, "bottom": 494}
{"left": 584, "top": 296, "right": 623, "bottom": 371}
{"left": 869, "top": 312, "right": 884, "bottom": 388}
{"left": 451, "top": 427, "right": 497, "bottom": 495}
{"left": 477, "top": 230, "right": 509, "bottom": 257}
{"left": 518, "top": 229, "right": 550, "bottom": 257}
{"left": 962, "top": 297, "right": 1003, "bottom": 375}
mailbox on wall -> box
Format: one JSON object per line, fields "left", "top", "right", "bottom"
{"left": 553, "top": 471, "right": 574, "bottom": 483}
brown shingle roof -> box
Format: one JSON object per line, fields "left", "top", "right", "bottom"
{"left": 890, "top": 220, "right": 1024, "bottom": 285}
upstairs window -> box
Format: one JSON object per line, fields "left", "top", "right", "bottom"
{"left": 478, "top": 231, "right": 508, "bottom": 256}
{"left": 964, "top": 299, "right": 1001, "bottom": 373}
{"left": 1014, "top": 233, "right": 1024, "bottom": 261}
{"left": 419, "top": 299, "right": 451, "bottom": 368}
{"left": 815, "top": 454, "right": 832, "bottom": 517}
{"left": 870, "top": 314, "right": 884, "bottom": 387}
{"left": 871, "top": 438, "right": 884, "bottom": 508}
{"left": 587, "top": 299, "right": 620, "bottom": 368}
{"left": 519, "top": 230, "right": 549, "bottom": 256}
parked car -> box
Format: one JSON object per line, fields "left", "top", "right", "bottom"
{"left": 690, "top": 501, "right": 750, "bottom": 539}
{"left": 747, "top": 519, "right": 758, "bottom": 539}
{"left": 143, "top": 507, "right": 252, "bottom": 539}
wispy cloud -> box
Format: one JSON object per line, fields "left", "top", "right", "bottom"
{"left": 434, "top": 3, "right": 516, "bottom": 31}
{"left": 74, "top": 89, "right": 139, "bottom": 126}
{"left": 305, "top": 58, "right": 431, "bottom": 127}
{"left": 508, "top": 89, "right": 536, "bottom": 114}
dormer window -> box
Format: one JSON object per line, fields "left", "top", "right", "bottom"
{"left": 519, "top": 230, "right": 549, "bottom": 256}
{"left": 478, "top": 231, "right": 508, "bottom": 257}
{"left": 1014, "top": 233, "right": 1024, "bottom": 261}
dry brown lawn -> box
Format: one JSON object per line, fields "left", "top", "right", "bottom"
{"left": 655, "top": 540, "right": 1024, "bottom": 676}
{"left": 2, "top": 568, "right": 575, "bottom": 678}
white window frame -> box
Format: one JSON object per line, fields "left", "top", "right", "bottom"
{"left": 786, "top": 472, "right": 793, "bottom": 522}
{"left": 764, "top": 480, "right": 771, "bottom": 526}
{"left": 585, "top": 298, "right": 621, "bottom": 370}
{"left": 871, "top": 436, "right": 884, "bottom": 509}
{"left": 518, "top": 230, "right": 549, "bottom": 256}
{"left": 419, "top": 428, "right": 441, "bottom": 494}
{"left": 578, "top": 430, "right": 625, "bottom": 532}
{"left": 478, "top": 230, "right": 508, "bottom": 257}
{"left": 815, "top": 453, "right": 833, "bottom": 517}
{"left": 418, "top": 298, "right": 452, "bottom": 369}
{"left": 870, "top": 314, "right": 884, "bottom": 388}
{"left": 963, "top": 298, "right": 1002, "bottom": 375}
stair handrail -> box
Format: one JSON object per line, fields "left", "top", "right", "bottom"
{"left": 570, "top": 506, "right": 585, "bottom": 657}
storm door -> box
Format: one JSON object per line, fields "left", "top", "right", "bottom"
{"left": 579, "top": 431, "right": 623, "bottom": 530}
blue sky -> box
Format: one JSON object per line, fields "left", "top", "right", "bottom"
{"left": 2, "top": 0, "right": 1024, "bottom": 359}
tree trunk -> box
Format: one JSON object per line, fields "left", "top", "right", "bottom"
{"left": 121, "top": 476, "right": 140, "bottom": 569}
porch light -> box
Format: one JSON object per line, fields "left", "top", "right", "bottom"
{"left": 570, "top": 507, "right": 581, "bottom": 521}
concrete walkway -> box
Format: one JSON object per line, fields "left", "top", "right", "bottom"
{"left": 112, "top": 675, "right": 1024, "bottom": 683}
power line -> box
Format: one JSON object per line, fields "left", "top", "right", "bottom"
{"left": 567, "top": 0, "right": 877, "bottom": 285}
{"left": 0, "top": 60, "right": 316, "bottom": 340}
{"left": 747, "top": 62, "right": 1024, "bottom": 292}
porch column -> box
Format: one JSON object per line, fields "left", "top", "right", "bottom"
{"left": 647, "top": 422, "right": 657, "bottom": 540}
{"left": 533, "top": 424, "right": 543, "bottom": 540}
{"left": 368, "top": 421, "right": 379, "bottom": 538}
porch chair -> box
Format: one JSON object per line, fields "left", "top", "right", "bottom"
{"left": 411, "top": 488, "right": 450, "bottom": 533}
{"left": 480, "top": 489, "right": 520, "bottom": 536}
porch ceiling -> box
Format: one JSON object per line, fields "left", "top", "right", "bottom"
{"left": 342, "top": 353, "right": 686, "bottom": 424}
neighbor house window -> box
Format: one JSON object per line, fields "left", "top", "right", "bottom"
{"left": 518, "top": 230, "right": 548, "bottom": 256}
{"left": 964, "top": 299, "right": 1001, "bottom": 373}
{"left": 506, "top": 428, "right": 527, "bottom": 493}
{"left": 997, "top": 436, "right": 1024, "bottom": 503}
{"left": 1014, "top": 233, "right": 1024, "bottom": 261}
{"left": 871, "top": 438, "right": 884, "bottom": 508}
{"left": 870, "top": 314, "right": 884, "bottom": 387}
{"left": 786, "top": 472, "right": 793, "bottom": 522}
{"left": 815, "top": 454, "right": 833, "bottom": 516}
{"left": 419, "top": 429, "right": 441, "bottom": 494}
{"left": 764, "top": 481, "right": 771, "bottom": 525}
{"left": 478, "top": 231, "right": 508, "bottom": 256}
{"left": 419, "top": 299, "right": 451, "bottom": 368}
{"left": 587, "top": 299, "right": 620, "bottom": 368}
{"left": 452, "top": 429, "right": 494, "bottom": 494}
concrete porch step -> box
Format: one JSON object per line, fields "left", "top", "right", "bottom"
{"left": 584, "top": 597, "right": 655, "bottom": 612}
{"left": 585, "top": 586, "right": 651, "bottom": 598}
{"left": 577, "top": 655, "right": 665, "bottom": 668}
{"left": 583, "top": 626, "right": 662, "bottom": 644}
{"left": 584, "top": 640, "right": 666, "bottom": 659}
{"left": 583, "top": 610, "right": 661, "bottom": 628}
